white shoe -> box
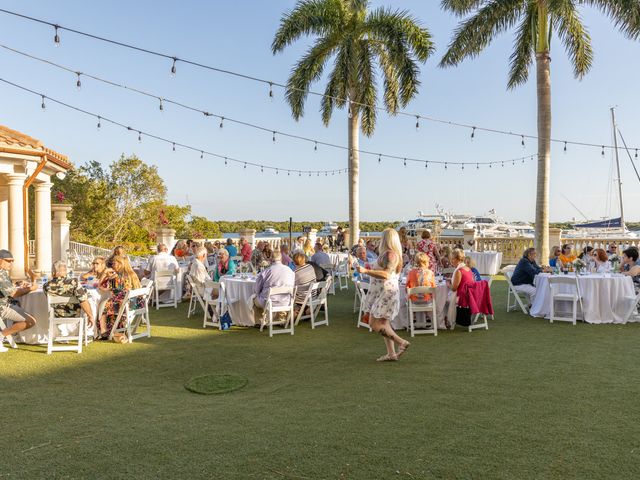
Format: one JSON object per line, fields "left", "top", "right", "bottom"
{"left": 0, "top": 342, "right": 8, "bottom": 352}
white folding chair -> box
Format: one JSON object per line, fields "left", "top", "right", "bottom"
{"left": 406, "top": 287, "right": 438, "bottom": 337}
{"left": 260, "top": 286, "right": 296, "bottom": 337}
{"left": 203, "top": 280, "right": 226, "bottom": 329}
{"left": 335, "top": 259, "right": 349, "bottom": 291}
{"left": 502, "top": 268, "right": 529, "bottom": 314}
{"left": 46, "top": 295, "right": 87, "bottom": 354}
{"left": 355, "top": 280, "right": 372, "bottom": 331}
{"left": 153, "top": 269, "right": 178, "bottom": 309}
{"left": 0, "top": 318, "right": 18, "bottom": 349}
{"left": 294, "top": 281, "right": 329, "bottom": 329}
{"left": 186, "top": 275, "right": 201, "bottom": 319}
{"left": 109, "top": 285, "right": 153, "bottom": 343}
{"left": 479, "top": 275, "right": 493, "bottom": 288}
{"left": 622, "top": 291, "right": 640, "bottom": 322}
{"left": 549, "top": 276, "right": 582, "bottom": 325}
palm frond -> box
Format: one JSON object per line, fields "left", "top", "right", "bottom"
{"left": 507, "top": 4, "right": 536, "bottom": 89}
{"left": 440, "top": 0, "right": 528, "bottom": 67}
{"left": 356, "top": 41, "right": 377, "bottom": 135}
{"left": 441, "top": 0, "right": 486, "bottom": 16}
{"left": 579, "top": 0, "right": 640, "bottom": 40}
{"left": 285, "top": 35, "right": 341, "bottom": 119}
{"left": 551, "top": 1, "right": 593, "bottom": 78}
{"left": 320, "top": 46, "right": 349, "bottom": 126}
{"left": 369, "top": 42, "right": 399, "bottom": 113}
{"left": 272, "top": 0, "right": 345, "bottom": 53}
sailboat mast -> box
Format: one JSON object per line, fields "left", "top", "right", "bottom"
{"left": 610, "top": 107, "right": 625, "bottom": 233}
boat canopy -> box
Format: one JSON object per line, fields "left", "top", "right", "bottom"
{"left": 574, "top": 217, "right": 622, "bottom": 229}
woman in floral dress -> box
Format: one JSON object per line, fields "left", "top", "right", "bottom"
{"left": 356, "top": 228, "right": 410, "bottom": 362}
{"left": 98, "top": 255, "right": 143, "bottom": 340}
{"left": 416, "top": 231, "right": 440, "bottom": 273}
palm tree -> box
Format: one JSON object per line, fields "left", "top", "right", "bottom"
{"left": 272, "top": 0, "right": 434, "bottom": 245}
{"left": 440, "top": 0, "right": 640, "bottom": 263}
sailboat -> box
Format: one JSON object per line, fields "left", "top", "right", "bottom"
{"left": 563, "top": 108, "right": 637, "bottom": 239}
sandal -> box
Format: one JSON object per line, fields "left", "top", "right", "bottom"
{"left": 376, "top": 353, "right": 398, "bottom": 362}
{"left": 397, "top": 341, "right": 411, "bottom": 358}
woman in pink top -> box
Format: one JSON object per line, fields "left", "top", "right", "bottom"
{"left": 448, "top": 249, "right": 474, "bottom": 327}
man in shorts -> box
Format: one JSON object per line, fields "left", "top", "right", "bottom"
{"left": 0, "top": 250, "right": 37, "bottom": 351}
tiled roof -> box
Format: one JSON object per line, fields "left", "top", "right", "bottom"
{"left": 0, "top": 125, "right": 71, "bottom": 169}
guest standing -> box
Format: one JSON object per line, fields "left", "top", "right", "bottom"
{"left": 416, "top": 231, "right": 440, "bottom": 272}
{"left": 356, "top": 228, "right": 410, "bottom": 362}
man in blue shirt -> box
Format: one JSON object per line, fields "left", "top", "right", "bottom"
{"left": 510, "top": 247, "right": 549, "bottom": 305}
{"left": 225, "top": 238, "right": 238, "bottom": 258}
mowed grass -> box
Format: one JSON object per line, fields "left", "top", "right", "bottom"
{"left": 2, "top": 277, "right": 640, "bottom": 479}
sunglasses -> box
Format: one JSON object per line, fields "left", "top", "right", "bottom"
{"left": 2, "top": 258, "right": 14, "bottom": 263}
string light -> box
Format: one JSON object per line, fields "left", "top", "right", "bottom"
{"left": 170, "top": 57, "right": 177, "bottom": 76}
{"left": 224, "top": 157, "right": 227, "bottom": 165}
{"left": 75, "top": 72, "right": 81, "bottom": 90}
{"left": 244, "top": 163, "right": 247, "bottom": 169}
{"left": 200, "top": 151, "right": 203, "bottom": 159}
{"left": 564, "top": 141, "right": 567, "bottom": 153}
{"left": 445, "top": 162, "right": 447, "bottom": 170}
{"left": 276, "top": 169, "right": 279, "bottom": 175}
{"left": 425, "top": 162, "right": 428, "bottom": 169}
{"left": 521, "top": 135, "right": 525, "bottom": 148}
{"left": 219, "top": 117, "right": 224, "bottom": 129}
{"left": 378, "top": 154, "right": 381, "bottom": 164}
{"left": 53, "top": 25, "right": 60, "bottom": 46}
{"left": 158, "top": 98, "right": 163, "bottom": 111}
{"left": 403, "top": 158, "right": 407, "bottom": 167}
{"left": 138, "top": 131, "right": 142, "bottom": 142}
{"left": 40, "top": 94, "right": 45, "bottom": 110}
{"left": 471, "top": 127, "right": 475, "bottom": 140}
{"left": 461, "top": 164, "right": 464, "bottom": 171}
{"left": 415, "top": 116, "right": 420, "bottom": 131}
{"left": 268, "top": 82, "right": 273, "bottom": 99}
{"left": 601, "top": 145, "right": 605, "bottom": 156}
{"left": 636, "top": 149, "right": 638, "bottom": 159}
{"left": 97, "top": 116, "right": 101, "bottom": 129}
{"left": 172, "top": 142, "right": 175, "bottom": 152}
{"left": 476, "top": 163, "right": 479, "bottom": 169}
{"left": 0, "top": 13, "right": 633, "bottom": 154}
{"left": 272, "top": 131, "right": 276, "bottom": 142}
{"left": 314, "top": 142, "right": 317, "bottom": 152}
{"left": 348, "top": 105, "right": 353, "bottom": 119}
{"left": 261, "top": 166, "right": 263, "bottom": 173}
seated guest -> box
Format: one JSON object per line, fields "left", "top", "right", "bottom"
{"left": 310, "top": 242, "right": 331, "bottom": 267}
{"left": 189, "top": 247, "right": 210, "bottom": 297}
{"left": 106, "top": 245, "right": 125, "bottom": 268}
{"left": 578, "top": 246, "right": 594, "bottom": 260}
{"left": 558, "top": 244, "right": 576, "bottom": 267}
{"left": 406, "top": 252, "right": 436, "bottom": 303}
{"left": 44, "top": 261, "right": 95, "bottom": 327}
{"left": 621, "top": 247, "right": 640, "bottom": 293}
{"left": 510, "top": 248, "right": 549, "bottom": 305}
{"left": 80, "top": 256, "right": 111, "bottom": 284}
{"left": 225, "top": 238, "right": 238, "bottom": 258}
{"left": 204, "top": 242, "right": 217, "bottom": 268}
{"left": 440, "top": 246, "right": 452, "bottom": 269}
{"left": 366, "top": 240, "right": 378, "bottom": 262}
{"left": 172, "top": 240, "right": 189, "bottom": 260}
{"left": 251, "top": 241, "right": 266, "bottom": 270}
{"left": 293, "top": 252, "right": 318, "bottom": 306}
{"left": 240, "top": 237, "right": 252, "bottom": 263}
{"left": 592, "top": 248, "right": 611, "bottom": 273}
{"left": 280, "top": 244, "right": 294, "bottom": 269}
{"left": 253, "top": 250, "right": 295, "bottom": 323}
{"left": 263, "top": 244, "right": 274, "bottom": 265}
{"left": 351, "top": 246, "right": 370, "bottom": 283}
{"left": 294, "top": 236, "right": 306, "bottom": 253}
{"left": 144, "top": 244, "right": 179, "bottom": 278}
{"left": 0, "top": 250, "right": 37, "bottom": 351}
{"left": 213, "top": 249, "right": 237, "bottom": 281}
{"left": 464, "top": 256, "right": 482, "bottom": 281}
{"left": 303, "top": 239, "right": 314, "bottom": 257}
{"left": 607, "top": 244, "right": 619, "bottom": 259}
{"left": 548, "top": 246, "right": 561, "bottom": 268}
{"left": 98, "top": 255, "right": 142, "bottom": 341}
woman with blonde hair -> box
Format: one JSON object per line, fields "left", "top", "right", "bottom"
{"left": 406, "top": 252, "right": 436, "bottom": 303}
{"left": 549, "top": 246, "right": 561, "bottom": 268}
{"left": 464, "top": 256, "right": 482, "bottom": 281}
{"left": 98, "top": 255, "right": 142, "bottom": 340}
{"left": 356, "top": 228, "right": 410, "bottom": 362}
{"left": 303, "top": 238, "right": 314, "bottom": 257}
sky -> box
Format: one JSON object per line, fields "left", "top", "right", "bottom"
{"left": 0, "top": 1, "right": 639, "bottom": 224}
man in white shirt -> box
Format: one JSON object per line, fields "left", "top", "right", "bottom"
{"left": 310, "top": 243, "right": 331, "bottom": 267}
{"left": 145, "top": 244, "right": 179, "bottom": 278}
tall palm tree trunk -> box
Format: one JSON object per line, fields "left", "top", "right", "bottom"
{"left": 348, "top": 104, "right": 360, "bottom": 247}
{"left": 535, "top": 50, "right": 551, "bottom": 264}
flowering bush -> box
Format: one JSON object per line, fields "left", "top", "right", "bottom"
{"left": 54, "top": 191, "right": 65, "bottom": 203}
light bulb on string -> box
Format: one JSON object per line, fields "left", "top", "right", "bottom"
{"left": 40, "top": 95, "right": 46, "bottom": 110}
{"left": 272, "top": 131, "right": 276, "bottom": 143}
{"left": 309, "top": 172, "right": 311, "bottom": 177}
{"left": 476, "top": 163, "right": 479, "bottom": 169}
{"left": 158, "top": 98, "right": 164, "bottom": 111}
{"left": 501, "top": 161, "right": 504, "bottom": 167}
{"left": 471, "top": 127, "right": 476, "bottom": 141}
{"left": 445, "top": 162, "right": 447, "bottom": 170}
{"left": 314, "top": 142, "right": 318, "bottom": 152}
{"left": 244, "top": 163, "right": 247, "bottom": 169}
{"left": 76, "top": 72, "right": 81, "bottom": 90}
{"left": 564, "top": 141, "right": 568, "bottom": 153}
{"left": 138, "top": 131, "right": 142, "bottom": 142}
{"left": 601, "top": 145, "right": 605, "bottom": 156}
{"left": 415, "top": 116, "right": 420, "bottom": 131}
{"left": 636, "top": 149, "right": 638, "bottom": 159}
{"left": 200, "top": 151, "right": 203, "bottom": 159}
{"left": 170, "top": 58, "right": 177, "bottom": 76}
{"left": 299, "top": 172, "right": 301, "bottom": 177}
{"left": 219, "top": 117, "right": 224, "bottom": 129}
{"left": 97, "top": 116, "right": 101, "bottom": 130}
{"left": 268, "top": 82, "right": 273, "bottom": 99}
{"left": 261, "top": 166, "right": 264, "bottom": 173}
{"left": 172, "top": 142, "right": 176, "bottom": 152}
{"left": 317, "top": 172, "right": 320, "bottom": 177}
{"left": 53, "top": 25, "right": 60, "bottom": 46}
{"left": 378, "top": 154, "right": 382, "bottom": 164}
{"left": 276, "top": 169, "right": 279, "bottom": 175}
{"left": 521, "top": 135, "right": 525, "bottom": 148}
{"left": 224, "top": 157, "right": 227, "bottom": 165}
{"left": 461, "top": 164, "right": 464, "bottom": 171}
{"left": 403, "top": 158, "right": 407, "bottom": 167}
{"left": 425, "top": 162, "right": 428, "bottom": 169}
{"left": 512, "top": 160, "right": 515, "bottom": 166}
{"left": 287, "top": 171, "right": 290, "bottom": 176}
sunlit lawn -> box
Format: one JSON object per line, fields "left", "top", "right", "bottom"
{"left": 3, "top": 277, "right": 640, "bottom": 479}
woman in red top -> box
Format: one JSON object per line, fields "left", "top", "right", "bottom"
{"left": 449, "top": 249, "right": 474, "bottom": 327}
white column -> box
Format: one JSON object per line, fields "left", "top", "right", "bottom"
{"left": 308, "top": 228, "right": 318, "bottom": 245}
{"left": 0, "top": 184, "right": 8, "bottom": 249}
{"left": 239, "top": 228, "right": 256, "bottom": 249}
{"left": 6, "top": 173, "right": 26, "bottom": 278}
{"left": 35, "top": 180, "right": 53, "bottom": 273}
{"left": 52, "top": 204, "right": 72, "bottom": 263}
{"left": 156, "top": 227, "right": 176, "bottom": 251}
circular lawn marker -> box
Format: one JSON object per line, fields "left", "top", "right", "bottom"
{"left": 185, "top": 374, "right": 248, "bottom": 395}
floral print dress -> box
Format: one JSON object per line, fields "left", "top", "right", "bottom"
{"left": 362, "top": 251, "right": 400, "bottom": 321}
{"left": 101, "top": 274, "right": 144, "bottom": 330}
{"left": 417, "top": 239, "right": 439, "bottom": 272}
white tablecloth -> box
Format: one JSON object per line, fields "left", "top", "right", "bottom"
{"left": 220, "top": 276, "right": 257, "bottom": 327}
{"left": 465, "top": 251, "right": 503, "bottom": 275}
{"left": 391, "top": 282, "right": 450, "bottom": 330}
{"left": 530, "top": 273, "right": 636, "bottom": 324}
{"left": 15, "top": 289, "right": 102, "bottom": 344}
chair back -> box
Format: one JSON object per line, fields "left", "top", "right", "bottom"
{"left": 407, "top": 286, "right": 436, "bottom": 304}
{"left": 47, "top": 294, "right": 80, "bottom": 318}
{"left": 548, "top": 276, "right": 580, "bottom": 295}
{"left": 154, "top": 269, "right": 176, "bottom": 290}
{"left": 266, "top": 286, "right": 295, "bottom": 308}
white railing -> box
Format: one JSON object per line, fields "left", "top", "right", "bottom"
{"left": 68, "top": 241, "right": 111, "bottom": 258}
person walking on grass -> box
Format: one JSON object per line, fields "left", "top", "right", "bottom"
{"left": 356, "top": 228, "right": 410, "bottom": 362}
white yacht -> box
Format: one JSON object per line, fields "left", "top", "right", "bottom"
{"left": 319, "top": 221, "right": 339, "bottom": 235}
{"left": 257, "top": 226, "right": 280, "bottom": 236}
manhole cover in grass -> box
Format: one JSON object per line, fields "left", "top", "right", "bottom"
{"left": 185, "top": 374, "right": 248, "bottom": 395}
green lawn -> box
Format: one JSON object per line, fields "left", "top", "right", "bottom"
{"left": 3, "top": 277, "right": 640, "bottom": 479}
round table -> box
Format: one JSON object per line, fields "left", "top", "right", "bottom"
{"left": 530, "top": 273, "right": 636, "bottom": 324}
{"left": 220, "top": 276, "right": 257, "bottom": 327}
{"left": 464, "top": 251, "right": 503, "bottom": 275}
{"left": 392, "top": 281, "right": 450, "bottom": 330}
{"left": 16, "top": 288, "right": 102, "bottom": 344}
